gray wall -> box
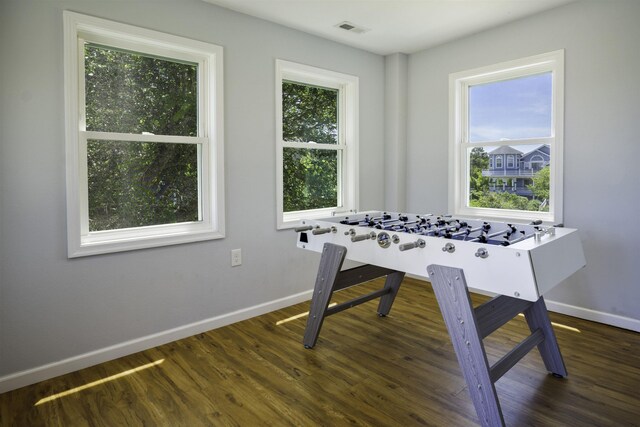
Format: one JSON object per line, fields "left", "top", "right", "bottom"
{"left": 0, "top": 0, "right": 384, "bottom": 380}
{"left": 407, "top": 0, "right": 640, "bottom": 322}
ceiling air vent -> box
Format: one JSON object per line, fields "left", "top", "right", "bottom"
{"left": 335, "top": 21, "right": 370, "bottom": 34}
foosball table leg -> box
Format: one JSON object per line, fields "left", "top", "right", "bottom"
{"left": 428, "top": 264, "right": 568, "bottom": 427}
{"left": 302, "top": 243, "right": 403, "bottom": 349}
{"left": 428, "top": 264, "right": 505, "bottom": 427}
{"left": 377, "top": 271, "right": 405, "bottom": 316}
{"left": 303, "top": 243, "right": 347, "bottom": 349}
{"left": 523, "top": 297, "right": 567, "bottom": 377}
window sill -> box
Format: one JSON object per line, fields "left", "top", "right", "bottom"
{"left": 68, "top": 224, "right": 225, "bottom": 258}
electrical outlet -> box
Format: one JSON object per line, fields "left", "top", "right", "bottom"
{"left": 231, "top": 249, "right": 242, "bottom": 267}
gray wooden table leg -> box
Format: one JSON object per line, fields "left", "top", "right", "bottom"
{"left": 377, "top": 271, "right": 405, "bottom": 316}
{"left": 303, "top": 243, "right": 347, "bottom": 349}
{"left": 524, "top": 297, "right": 568, "bottom": 377}
{"left": 428, "top": 264, "right": 505, "bottom": 427}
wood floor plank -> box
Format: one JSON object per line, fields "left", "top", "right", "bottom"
{"left": 2, "top": 277, "right": 639, "bottom": 426}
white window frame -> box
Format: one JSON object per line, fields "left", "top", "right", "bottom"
{"left": 275, "top": 59, "right": 359, "bottom": 229}
{"left": 63, "top": 11, "right": 225, "bottom": 257}
{"left": 449, "top": 50, "right": 564, "bottom": 223}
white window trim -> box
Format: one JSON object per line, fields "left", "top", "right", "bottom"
{"left": 275, "top": 59, "right": 359, "bottom": 229}
{"left": 63, "top": 11, "right": 225, "bottom": 257}
{"left": 448, "top": 50, "right": 564, "bottom": 224}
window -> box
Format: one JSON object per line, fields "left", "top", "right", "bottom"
{"left": 275, "top": 60, "right": 359, "bottom": 229}
{"left": 64, "top": 12, "right": 224, "bottom": 257}
{"left": 449, "top": 50, "right": 564, "bottom": 223}
{"left": 530, "top": 155, "right": 545, "bottom": 171}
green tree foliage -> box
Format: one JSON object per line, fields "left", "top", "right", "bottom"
{"left": 469, "top": 147, "right": 490, "bottom": 198}
{"left": 282, "top": 82, "right": 338, "bottom": 212}
{"left": 469, "top": 191, "right": 541, "bottom": 211}
{"left": 85, "top": 44, "right": 199, "bottom": 231}
{"left": 282, "top": 81, "right": 338, "bottom": 145}
{"left": 528, "top": 166, "right": 550, "bottom": 201}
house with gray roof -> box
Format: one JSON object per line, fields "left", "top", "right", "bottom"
{"left": 482, "top": 145, "right": 550, "bottom": 197}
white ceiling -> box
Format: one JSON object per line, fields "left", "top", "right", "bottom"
{"left": 202, "top": 0, "right": 576, "bottom": 55}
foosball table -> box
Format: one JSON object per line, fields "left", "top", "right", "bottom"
{"left": 294, "top": 211, "right": 585, "bottom": 427}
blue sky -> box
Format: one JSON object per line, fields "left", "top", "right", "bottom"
{"left": 469, "top": 72, "right": 552, "bottom": 142}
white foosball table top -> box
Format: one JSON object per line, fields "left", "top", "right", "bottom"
{"left": 296, "top": 211, "right": 585, "bottom": 301}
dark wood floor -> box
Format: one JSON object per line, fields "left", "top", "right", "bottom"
{"left": 2, "top": 277, "right": 639, "bottom": 426}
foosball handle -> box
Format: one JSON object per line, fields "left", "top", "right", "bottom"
{"left": 399, "top": 239, "right": 426, "bottom": 251}
{"left": 312, "top": 226, "right": 337, "bottom": 235}
{"left": 351, "top": 232, "right": 376, "bottom": 242}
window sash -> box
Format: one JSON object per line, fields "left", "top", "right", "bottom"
{"left": 457, "top": 139, "right": 558, "bottom": 222}
{"left": 78, "top": 133, "right": 209, "bottom": 237}
{"left": 78, "top": 36, "right": 207, "bottom": 139}
{"left": 283, "top": 146, "right": 344, "bottom": 214}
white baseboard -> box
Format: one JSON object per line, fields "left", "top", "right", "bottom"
{"left": 544, "top": 299, "right": 640, "bottom": 333}
{"left": 0, "top": 289, "right": 314, "bottom": 394}
{"left": 407, "top": 273, "right": 640, "bottom": 333}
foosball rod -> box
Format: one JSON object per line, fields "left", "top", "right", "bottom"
{"left": 468, "top": 228, "right": 513, "bottom": 243}
{"left": 371, "top": 214, "right": 433, "bottom": 229}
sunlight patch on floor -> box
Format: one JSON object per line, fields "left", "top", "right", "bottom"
{"left": 276, "top": 303, "right": 337, "bottom": 326}
{"left": 517, "top": 313, "right": 581, "bottom": 333}
{"left": 34, "top": 359, "right": 165, "bottom": 406}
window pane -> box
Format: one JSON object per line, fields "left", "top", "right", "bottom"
{"left": 468, "top": 145, "right": 550, "bottom": 212}
{"left": 469, "top": 72, "right": 552, "bottom": 143}
{"left": 282, "top": 81, "right": 338, "bottom": 144}
{"left": 87, "top": 140, "right": 199, "bottom": 231}
{"left": 85, "top": 44, "right": 198, "bottom": 136}
{"left": 283, "top": 147, "right": 338, "bottom": 212}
